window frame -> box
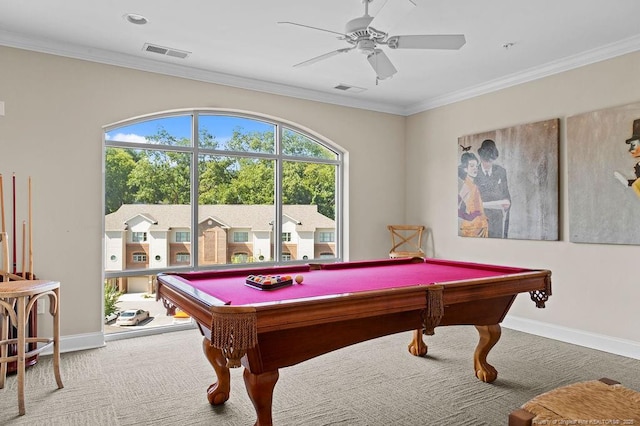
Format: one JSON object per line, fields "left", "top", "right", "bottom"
{"left": 319, "top": 231, "right": 334, "bottom": 242}
{"left": 104, "top": 108, "right": 344, "bottom": 278}
{"left": 132, "top": 252, "right": 147, "bottom": 263}
{"left": 176, "top": 252, "right": 190, "bottom": 263}
{"left": 233, "top": 231, "right": 249, "bottom": 243}
{"left": 131, "top": 232, "right": 147, "bottom": 243}
{"left": 175, "top": 231, "right": 190, "bottom": 243}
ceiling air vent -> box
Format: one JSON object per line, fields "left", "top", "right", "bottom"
{"left": 143, "top": 43, "right": 190, "bottom": 59}
{"left": 333, "top": 84, "right": 366, "bottom": 93}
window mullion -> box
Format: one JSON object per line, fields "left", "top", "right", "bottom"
{"left": 273, "top": 124, "right": 283, "bottom": 262}
{"left": 192, "top": 113, "right": 199, "bottom": 269}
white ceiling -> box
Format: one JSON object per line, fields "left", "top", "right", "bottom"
{"left": 2, "top": 0, "right": 640, "bottom": 115}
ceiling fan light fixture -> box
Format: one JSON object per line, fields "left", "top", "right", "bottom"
{"left": 367, "top": 49, "right": 397, "bottom": 80}
{"left": 357, "top": 39, "right": 376, "bottom": 54}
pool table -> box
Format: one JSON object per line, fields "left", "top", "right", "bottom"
{"left": 156, "top": 257, "right": 551, "bottom": 426}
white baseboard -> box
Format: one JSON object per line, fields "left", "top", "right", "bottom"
{"left": 40, "top": 331, "right": 106, "bottom": 356}
{"left": 103, "top": 322, "right": 197, "bottom": 342}
{"left": 39, "top": 323, "right": 197, "bottom": 356}
{"left": 503, "top": 315, "right": 640, "bottom": 360}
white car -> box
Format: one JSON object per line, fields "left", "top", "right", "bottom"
{"left": 115, "top": 309, "right": 150, "bottom": 326}
{"left": 104, "top": 311, "right": 119, "bottom": 324}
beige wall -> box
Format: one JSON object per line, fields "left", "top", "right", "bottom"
{"left": 0, "top": 46, "right": 405, "bottom": 342}
{"left": 2, "top": 44, "right": 639, "bottom": 357}
{"left": 406, "top": 51, "right": 640, "bottom": 354}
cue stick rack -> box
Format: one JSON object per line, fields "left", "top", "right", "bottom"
{"left": 0, "top": 173, "right": 39, "bottom": 372}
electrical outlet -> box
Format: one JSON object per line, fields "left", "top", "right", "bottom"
{"left": 37, "top": 299, "right": 45, "bottom": 314}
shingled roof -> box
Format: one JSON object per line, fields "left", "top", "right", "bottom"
{"left": 105, "top": 204, "right": 335, "bottom": 232}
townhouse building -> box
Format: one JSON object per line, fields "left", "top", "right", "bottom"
{"left": 105, "top": 204, "right": 336, "bottom": 292}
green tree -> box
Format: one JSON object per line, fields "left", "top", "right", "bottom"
{"left": 106, "top": 125, "right": 336, "bottom": 218}
{"left": 282, "top": 129, "right": 334, "bottom": 159}
{"left": 126, "top": 129, "right": 192, "bottom": 205}
{"left": 229, "top": 158, "right": 274, "bottom": 204}
{"left": 227, "top": 129, "right": 274, "bottom": 153}
{"left": 104, "top": 282, "right": 122, "bottom": 317}
{"left": 282, "top": 161, "right": 335, "bottom": 218}
{"left": 105, "top": 148, "right": 138, "bottom": 214}
{"left": 198, "top": 155, "right": 238, "bottom": 204}
{"left": 128, "top": 150, "right": 191, "bottom": 204}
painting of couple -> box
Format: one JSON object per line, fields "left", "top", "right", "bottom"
{"left": 458, "top": 119, "right": 559, "bottom": 241}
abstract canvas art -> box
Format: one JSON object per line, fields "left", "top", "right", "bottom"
{"left": 457, "top": 119, "right": 559, "bottom": 241}
{"left": 567, "top": 101, "right": 640, "bottom": 245}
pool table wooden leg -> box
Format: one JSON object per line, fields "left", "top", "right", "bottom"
{"left": 243, "top": 368, "right": 279, "bottom": 426}
{"left": 474, "top": 324, "right": 500, "bottom": 383}
{"left": 408, "top": 329, "right": 428, "bottom": 356}
{"left": 202, "top": 337, "right": 231, "bottom": 405}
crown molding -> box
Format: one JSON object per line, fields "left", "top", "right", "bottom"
{"left": 403, "top": 33, "right": 640, "bottom": 116}
{"left": 0, "top": 30, "right": 404, "bottom": 116}
{"left": 2, "top": 30, "right": 640, "bottom": 117}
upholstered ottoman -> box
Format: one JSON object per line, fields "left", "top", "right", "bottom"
{"left": 509, "top": 378, "right": 640, "bottom": 426}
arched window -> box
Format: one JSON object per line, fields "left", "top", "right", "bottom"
{"left": 104, "top": 109, "right": 343, "bottom": 276}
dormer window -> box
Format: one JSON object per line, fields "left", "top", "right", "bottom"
{"left": 132, "top": 232, "right": 147, "bottom": 243}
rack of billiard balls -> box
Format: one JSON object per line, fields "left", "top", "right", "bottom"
{"left": 245, "top": 274, "right": 291, "bottom": 290}
{"left": 245, "top": 274, "right": 304, "bottom": 290}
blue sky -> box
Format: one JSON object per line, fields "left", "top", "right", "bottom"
{"left": 105, "top": 114, "right": 273, "bottom": 143}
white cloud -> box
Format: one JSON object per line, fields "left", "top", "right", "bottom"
{"left": 105, "top": 133, "right": 149, "bottom": 143}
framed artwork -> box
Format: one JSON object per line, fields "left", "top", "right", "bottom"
{"left": 567, "top": 102, "right": 640, "bottom": 245}
{"left": 457, "top": 119, "right": 559, "bottom": 240}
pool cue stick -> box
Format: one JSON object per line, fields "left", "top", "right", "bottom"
{"left": 1, "top": 232, "right": 8, "bottom": 281}
{"left": 28, "top": 176, "right": 33, "bottom": 279}
{"left": 21, "top": 221, "right": 26, "bottom": 278}
{"left": 0, "top": 173, "right": 5, "bottom": 233}
{"left": 12, "top": 173, "right": 16, "bottom": 274}
{"left": 0, "top": 175, "right": 4, "bottom": 280}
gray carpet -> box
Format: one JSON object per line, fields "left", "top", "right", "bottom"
{"left": 1, "top": 326, "right": 639, "bottom": 425}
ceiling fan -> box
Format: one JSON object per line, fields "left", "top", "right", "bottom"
{"left": 278, "top": 0, "right": 466, "bottom": 82}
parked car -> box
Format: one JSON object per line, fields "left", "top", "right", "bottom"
{"left": 115, "top": 309, "right": 150, "bottom": 326}
{"left": 104, "top": 311, "right": 120, "bottom": 324}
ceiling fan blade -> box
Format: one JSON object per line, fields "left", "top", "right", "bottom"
{"left": 387, "top": 34, "right": 466, "bottom": 50}
{"left": 368, "top": 0, "right": 416, "bottom": 33}
{"left": 366, "top": 49, "right": 397, "bottom": 80}
{"left": 293, "top": 48, "right": 353, "bottom": 68}
{"left": 277, "top": 21, "right": 345, "bottom": 38}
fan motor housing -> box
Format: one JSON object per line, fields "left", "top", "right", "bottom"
{"left": 344, "top": 15, "right": 373, "bottom": 40}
